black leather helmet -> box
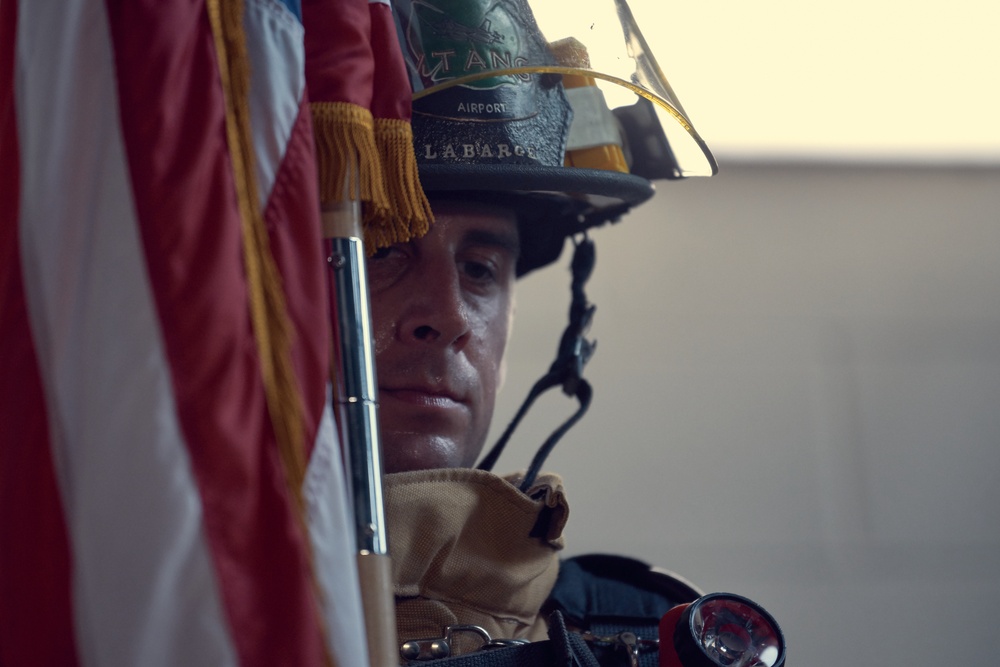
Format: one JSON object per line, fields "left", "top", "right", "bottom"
{"left": 393, "top": 0, "right": 717, "bottom": 274}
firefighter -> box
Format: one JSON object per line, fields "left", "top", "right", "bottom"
{"left": 367, "top": 1, "right": 722, "bottom": 664}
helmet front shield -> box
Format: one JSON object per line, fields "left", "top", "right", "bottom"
{"left": 397, "top": 0, "right": 717, "bottom": 180}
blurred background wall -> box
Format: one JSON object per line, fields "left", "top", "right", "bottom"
{"left": 488, "top": 160, "right": 1000, "bottom": 666}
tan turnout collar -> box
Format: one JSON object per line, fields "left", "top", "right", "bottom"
{"left": 384, "top": 468, "right": 569, "bottom": 656}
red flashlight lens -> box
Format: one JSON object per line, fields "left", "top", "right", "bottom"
{"left": 689, "top": 597, "right": 782, "bottom": 667}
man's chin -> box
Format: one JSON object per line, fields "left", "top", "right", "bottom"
{"left": 379, "top": 431, "right": 483, "bottom": 474}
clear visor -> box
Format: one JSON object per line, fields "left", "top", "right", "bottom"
{"left": 399, "top": 0, "right": 716, "bottom": 179}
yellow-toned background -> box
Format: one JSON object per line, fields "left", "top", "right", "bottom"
{"left": 633, "top": 0, "right": 1000, "bottom": 160}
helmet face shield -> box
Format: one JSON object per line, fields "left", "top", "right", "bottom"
{"left": 396, "top": 0, "right": 716, "bottom": 178}
{"left": 394, "top": 0, "right": 716, "bottom": 274}
{"left": 534, "top": 0, "right": 717, "bottom": 179}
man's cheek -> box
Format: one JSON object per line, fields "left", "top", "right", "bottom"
{"left": 371, "top": 318, "right": 395, "bottom": 357}
{"left": 497, "top": 358, "right": 508, "bottom": 393}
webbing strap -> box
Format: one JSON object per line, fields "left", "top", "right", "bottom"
{"left": 403, "top": 612, "right": 601, "bottom": 667}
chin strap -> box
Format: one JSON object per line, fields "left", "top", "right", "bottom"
{"left": 477, "top": 235, "right": 597, "bottom": 492}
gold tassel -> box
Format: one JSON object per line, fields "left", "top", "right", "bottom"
{"left": 310, "top": 101, "right": 389, "bottom": 218}
{"left": 366, "top": 118, "right": 433, "bottom": 250}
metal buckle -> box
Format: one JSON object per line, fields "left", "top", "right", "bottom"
{"left": 400, "top": 625, "right": 529, "bottom": 661}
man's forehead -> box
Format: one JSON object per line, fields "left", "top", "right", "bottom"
{"left": 427, "top": 199, "right": 520, "bottom": 256}
{"left": 430, "top": 198, "right": 518, "bottom": 226}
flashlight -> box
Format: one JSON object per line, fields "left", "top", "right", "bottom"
{"left": 658, "top": 593, "right": 785, "bottom": 667}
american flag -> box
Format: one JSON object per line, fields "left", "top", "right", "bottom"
{"left": 0, "top": 0, "right": 396, "bottom": 664}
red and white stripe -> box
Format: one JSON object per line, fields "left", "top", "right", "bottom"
{"left": 1, "top": 1, "right": 365, "bottom": 665}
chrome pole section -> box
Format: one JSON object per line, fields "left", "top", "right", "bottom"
{"left": 323, "top": 199, "right": 396, "bottom": 667}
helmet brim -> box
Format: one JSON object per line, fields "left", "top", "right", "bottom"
{"left": 419, "top": 163, "right": 654, "bottom": 276}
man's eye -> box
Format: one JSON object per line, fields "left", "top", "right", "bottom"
{"left": 368, "top": 245, "right": 409, "bottom": 266}
{"left": 366, "top": 244, "right": 410, "bottom": 288}
{"left": 461, "top": 260, "right": 496, "bottom": 283}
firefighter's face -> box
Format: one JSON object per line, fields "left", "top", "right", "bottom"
{"left": 368, "top": 201, "right": 519, "bottom": 473}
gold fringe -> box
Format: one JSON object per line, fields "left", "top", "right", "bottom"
{"left": 207, "top": 2, "right": 332, "bottom": 663}
{"left": 310, "top": 101, "right": 388, "bottom": 216}
{"left": 366, "top": 118, "right": 433, "bottom": 250}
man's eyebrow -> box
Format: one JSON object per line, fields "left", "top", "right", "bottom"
{"left": 461, "top": 228, "right": 521, "bottom": 259}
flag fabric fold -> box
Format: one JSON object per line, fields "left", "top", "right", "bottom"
{"left": 1, "top": 0, "right": 367, "bottom": 664}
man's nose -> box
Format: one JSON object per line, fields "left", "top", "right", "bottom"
{"left": 402, "top": 266, "right": 471, "bottom": 348}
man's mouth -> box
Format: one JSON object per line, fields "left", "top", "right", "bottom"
{"left": 379, "top": 385, "right": 465, "bottom": 408}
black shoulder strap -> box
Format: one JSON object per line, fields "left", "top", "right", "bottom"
{"left": 547, "top": 554, "right": 700, "bottom": 625}
{"left": 543, "top": 554, "right": 702, "bottom": 667}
